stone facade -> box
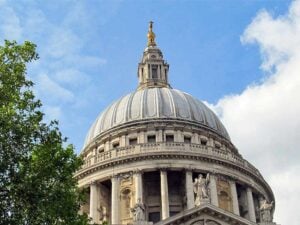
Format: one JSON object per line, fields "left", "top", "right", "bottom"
{"left": 75, "top": 22, "right": 278, "bottom": 225}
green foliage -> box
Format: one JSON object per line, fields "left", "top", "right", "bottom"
{"left": 0, "top": 40, "right": 90, "bottom": 225}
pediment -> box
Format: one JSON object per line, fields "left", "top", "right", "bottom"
{"left": 154, "top": 203, "right": 256, "bottom": 225}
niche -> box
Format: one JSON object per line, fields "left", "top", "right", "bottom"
{"left": 217, "top": 178, "right": 233, "bottom": 212}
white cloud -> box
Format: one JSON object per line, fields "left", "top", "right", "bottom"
{"left": 37, "top": 73, "right": 74, "bottom": 102}
{"left": 54, "top": 68, "right": 90, "bottom": 86}
{"left": 46, "top": 28, "right": 83, "bottom": 59}
{"left": 0, "top": 1, "right": 108, "bottom": 124}
{"left": 211, "top": 1, "right": 300, "bottom": 224}
{"left": 0, "top": 6, "right": 22, "bottom": 41}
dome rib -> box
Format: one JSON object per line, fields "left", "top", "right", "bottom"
{"left": 83, "top": 87, "right": 230, "bottom": 148}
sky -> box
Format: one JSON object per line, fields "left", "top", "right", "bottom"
{"left": 0, "top": 0, "right": 299, "bottom": 224}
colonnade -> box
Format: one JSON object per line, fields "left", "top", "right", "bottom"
{"left": 88, "top": 170, "right": 257, "bottom": 224}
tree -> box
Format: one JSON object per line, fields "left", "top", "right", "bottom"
{"left": 0, "top": 40, "right": 90, "bottom": 225}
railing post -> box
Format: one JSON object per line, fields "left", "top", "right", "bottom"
{"left": 111, "top": 149, "right": 117, "bottom": 158}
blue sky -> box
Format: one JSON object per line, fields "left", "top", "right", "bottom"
{"left": 1, "top": 1, "right": 300, "bottom": 224}
{"left": 0, "top": 0, "right": 290, "bottom": 150}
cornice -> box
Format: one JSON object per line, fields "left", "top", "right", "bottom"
{"left": 154, "top": 203, "right": 256, "bottom": 225}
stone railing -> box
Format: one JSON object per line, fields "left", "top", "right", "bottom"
{"left": 82, "top": 142, "right": 260, "bottom": 176}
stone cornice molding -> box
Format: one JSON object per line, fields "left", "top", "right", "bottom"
{"left": 110, "top": 174, "right": 120, "bottom": 180}
{"left": 159, "top": 167, "right": 169, "bottom": 172}
{"left": 118, "top": 171, "right": 133, "bottom": 180}
{"left": 184, "top": 166, "right": 196, "bottom": 172}
{"left": 154, "top": 203, "right": 256, "bottom": 225}
{"left": 132, "top": 169, "right": 143, "bottom": 175}
{"left": 89, "top": 180, "right": 98, "bottom": 186}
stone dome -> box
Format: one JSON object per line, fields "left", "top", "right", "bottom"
{"left": 77, "top": 22, "right": 276, "bottom": 225}
{"left": 84, "top": 87, "right": 230, "bottom": 148}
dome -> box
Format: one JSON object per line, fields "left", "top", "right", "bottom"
{"left": 84, "top": 87, "right": 230, "bottom": 148}
{"left": 78, "top": 22, "right": 276, "bottom": 225}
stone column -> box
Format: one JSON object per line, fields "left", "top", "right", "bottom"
{"left": 185, "top": 170, "right": 195, "bottom": 209}
{"left": 247, "top": 187, "right": 256, "bottom": 222}
{"left": 209, "top": 174, "right": 218, "bottom": 207}
{"left": 160, "top": 170, "right": 170, "bottom": 219}
{"left": 134, "top": 171, "right": 143, "bottom": 203}
{"left": 90, "top": 181, "right": 99, "bottom": 222}
{"left": 229, "top": 180, "right": 240, "bottom": 215}
{"left": 111, "top": 175, "right": 120, "bottom": 224}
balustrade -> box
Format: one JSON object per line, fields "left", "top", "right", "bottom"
{"left": 81, "top": 142, "right": 260, "bottom": 177}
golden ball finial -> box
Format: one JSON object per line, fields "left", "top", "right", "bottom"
{"left": 147, "top": 21, "right": 156, "bottom": 47}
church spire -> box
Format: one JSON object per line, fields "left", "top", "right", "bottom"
{"left": 137, "top": 22, "right": 170, "bottom": 90}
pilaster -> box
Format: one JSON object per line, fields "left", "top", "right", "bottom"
{"left": 209, "top": 174, "right": 218, "bottom": 207}
{"left": 185, "top": 169, "right": 195, "bottom": 209}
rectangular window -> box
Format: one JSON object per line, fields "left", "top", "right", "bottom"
{"left": 98, "top": 148, "right": 104, "bottom": 153}
{"left": 166, "top": 134, "right": 174, "bottom": 142}
{"left": 147, "top": 135, "right": 156, "bottom": 143}
{"left": 152, "top": 65, "right": 158, "bottom": 79}
{"left": 112, "top": 142, "right": 119, "bottom": 148}
{"left": 148, "top": 212, "right": 160, "bottom": 223}
{"left": 129, "top": 138, "right": 138, "bottom": 145}
{"left": 201, "top": 139, "right": 207, "bottom": 145}
{"left": 184, "top": 136, "right": 191, "bottom": 143}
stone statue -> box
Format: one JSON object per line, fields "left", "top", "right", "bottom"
{"left": 131, "top": 198, "right": 145, "bottom": 221}
{"left": 193, "top": 173, "right": 210, "bottom": 206}
{"left": 259, "top": 199, "right": 273, "bottom": 222}
{"left": 97, "top": 203, "right": 107, "bottom": 221}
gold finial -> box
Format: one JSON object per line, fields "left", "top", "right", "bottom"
{"left": 147, "top": 21, "right": 156, "bottom": 47}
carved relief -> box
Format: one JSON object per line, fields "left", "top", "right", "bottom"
{"left": 119, "top": 173, "right": 135, "bottom": 224}
{"left": 206, "top": 220, "right": 221, "bottom": 225}
{"left": 120, "top": 188, "right": 133, "bottom": 224}
{"left": 217, "top": 178, "right": 233, "bottom": 212}
{"left": 190, "top": 219, "right": 204, "bottom": 225}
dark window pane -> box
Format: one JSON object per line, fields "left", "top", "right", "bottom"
{"left": 112, "top": 142, "right": 119, "bottom": 148}
{"left": 129, "top": 138, "right": 137, "bottom": 145}
{"left": 166, "top": 135, "right": 174, "bottom": 142}
{"left": 184, "top": 136, "right": 191, "bottom": 143}
{"left": 147, "top": 135, "right": 156, "bottom": 143}
{"left": 149, "top": 212, "right": 160, "bottom": 223}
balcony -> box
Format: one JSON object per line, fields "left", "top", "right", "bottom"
{"left": 80, "top": 142, "right": 260, "bottom": 178}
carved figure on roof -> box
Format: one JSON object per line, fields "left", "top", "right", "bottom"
{"left": 193, "top": 173, "right": 210, "bottom": 206}
{"left": 260, "top": 199, "right": 274, "bottom": 222}
{"left": 131, "top": 198, "right": 145, "bottom": 221}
